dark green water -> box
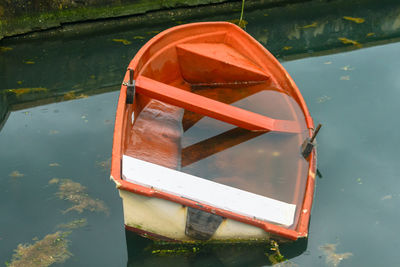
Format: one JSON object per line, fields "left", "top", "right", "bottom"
{"left": 1, "top": 0, "right": 400, "bottom": 266}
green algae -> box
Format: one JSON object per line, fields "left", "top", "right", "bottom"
{"left": 151, "top": 247, "right": 200, "bottom": 256}
{"left": 0, "top": 0, "right": 228, "bottom": 39}
{"left": 8, "top": 232, "right": 71, "bottom": 267}
{"left": 49, "top": 178, "right": 109, "bottom": 215}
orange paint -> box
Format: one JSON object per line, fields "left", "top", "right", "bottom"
{"left": 111, "top": 22, "right": 316, "bottom": 241}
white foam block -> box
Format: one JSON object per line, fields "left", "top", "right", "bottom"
{"left": 122, "top": 155, "right": 296, "bottom": 226}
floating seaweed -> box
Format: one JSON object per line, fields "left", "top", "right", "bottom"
{"left": 63, "top": 91, "right": 89, "bottom": 100}
{"left": 340, "top": 76, "right": 350, "bottom": 81}
{"left": 96, "top": 157, "right": 112, "bottom": 172}
{"left": 319, "top": 243, "right": 352, "bottom": 267}
{"left": 299, "top": 22, "right": 318, "bottom": 29}
{"left": 338, "top": 37, "right": 362, "bottom": 48}
{"left": 112, "top": 39, "right": 131, "bottom": 45}
{"left": 9, "top": 171, "right": 24, "bottom": 178}
{"left": 341, "top": 65, "right": 354, "bottom": 71}
{"left": 343, "top": 16, "right": 365, "bottom": 23}
{"left": 57, "top": 218, "right": 87, "bottom": 230}
{"left": 7, "top": 232, "right": 71, "bottom": 267}
{"left": 151, "top": 247, "right": 200, "bottom": 256}
{"left": 5, "top": 88, "right": 47, "bottom": 97}
{"left": 381, "top": 195, "right": 392, "bottom": 200}
{"left": 24, "top": 61, "right": 35, "bottom": 64}
{"left": 49, "top": 178, "right": 109, "bottom": 215}
{"left": 317, "top": 95, "right": 331, "bottom": 103}
{"left": 49, "top": 163, "right": 61, "bottom": 167}
{"left": 0, "top": 46, "right": 13, "bottom": 52}
{"left": 48, "top": 130, "right": 60, "bottom": 135}
{"left": 228, "top": 19, "right": 248, "bottom": 28}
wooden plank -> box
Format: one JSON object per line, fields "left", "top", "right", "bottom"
{"left": 135, "top": 76, "right": 301, "bottom": 133}
{"left": 122, "top": 155, "right": 296, "bottom": 226}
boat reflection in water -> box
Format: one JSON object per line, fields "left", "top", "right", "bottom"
{"left": 125, "top": 229, "right": 307, "bottom": 266}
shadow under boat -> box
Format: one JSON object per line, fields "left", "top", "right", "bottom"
{"left": 125, "top": 229, "right": 308, "bottom": 267}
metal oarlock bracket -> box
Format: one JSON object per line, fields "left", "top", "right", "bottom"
{"left": 301, "top": 124, "right": 322, "bottom": 158}
{"left": 126, "top": 69, "right": 135, "bottom": 104}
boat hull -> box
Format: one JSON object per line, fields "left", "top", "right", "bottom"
{"left": 119, "top": 190, "right": 271, "bottom": 242}
{"left": 111, "top": 22, "right": 317, "bottom": 243}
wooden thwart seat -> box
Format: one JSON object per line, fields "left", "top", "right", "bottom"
{"left": 135, "top": 76, "right": 302, "bottom": 133}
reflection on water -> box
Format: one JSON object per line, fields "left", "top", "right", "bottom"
{"left": 1, "top": 0, "right": 400, "bottom": 266}
{"left": 125, "top": 230, "right": 307, "bottom": 267}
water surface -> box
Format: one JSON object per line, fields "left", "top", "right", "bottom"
{"left": 1, "top": 0, "right": 400, "bottom": 266}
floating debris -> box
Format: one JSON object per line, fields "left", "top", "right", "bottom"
{"left": 49, "top": 163, "right": 61, "bottom": 167}
{"left": 0, "top": 46, "right": 13, "bottom": 52}
{"left": 366, "top": 32, "right": 375, "bottom": 37}
{"left": 324, "top": 61, "right": 332, "bottom": 65}
{"left": 283, "top": 46, "right": 293, "bottom": 50}
{"left": 57, "top": 218, "right": 87, "bottom": 230}
{"left": 340, "top": 76, "right": 350, "bottom": 81}
{"left": 258, "top": 36, "right": 268, "bottom": 45}
{"left": 17, "top": 81, "right": 23, "bottom": 85}
{"left": 317, "top": 95, "right": 332, "bottom": 103}
{"left": 96, "top": 157, "right": 112, "bottom": 172}
{"left": 341, "top": 65, "right": 354, "bottom": 71}
{"left": 7, "top": 232, "right": 71, "bottom": 267}
{"left": 24, "top": 61, "right": 35, "bottom": 64}
{"left": 9, "top": 171, "right": 24, "bottom": 178}
{"left": 228, "top": 19, "right": 248, "bottom": 28}
{"left": 299, "top": 22, "right": 318, "bottom": 29}
{"left": 63, "top": 91, "right": 89, "bottom": 100}
{"left": 50, "top": 178, "right": 109, "bottom": 215}
{"left": 49, "top": 130, "right": 60, "bottom": 135}
{"left": 48, "top": 178, "right": 60, "bottom": 184}
{"left": 112, "top": 39, "right": 131, "bottom": 45}
{"left": 356, "top": 177, "right": 363, "bottom": 184}
{"left": 271, "top": 151, "right": 281, "bottom": 157}
{"left": 381, "top": 194, "right": 392, "bottom": 200}
{"left": 146, "top": 30, "right": 160, "bottom": 35}
{"left": 151, "top": 247, "right": 199, "bottom": 256}
{"left": 343, "top": 16, "right": 365, "bottom": 23}
{"left": 319, "top": 243, "right": 352, "bottom": 267}
{"left": 338, "top": 37, "right": 362, "bottom": 48}
{"left": 5, "top": 88, "right": 47, "bottom": 97}
{"left": 133, "top": 36, "right": 145, "bottom": 40}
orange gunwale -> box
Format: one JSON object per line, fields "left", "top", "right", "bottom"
{"left": 111, "top": 22, "right": 316, "bottom": 241}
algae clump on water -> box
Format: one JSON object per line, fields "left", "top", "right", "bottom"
{"left": 49, "top": 178, "right": 109, "bottom": 215}
{"left": 7, "top": 232, "right": 71, "bottom": 267}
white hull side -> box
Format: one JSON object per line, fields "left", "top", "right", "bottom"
{"left": 119, "top": 190, "right": 270, "bottom": 242}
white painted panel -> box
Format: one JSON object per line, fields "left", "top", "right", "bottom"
{"left": 122, "top": 155, "right": 296, "bottom": 226}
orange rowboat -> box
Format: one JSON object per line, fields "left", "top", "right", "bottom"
{"left": 111, "top": 22, "right": 317, "bottom": 242}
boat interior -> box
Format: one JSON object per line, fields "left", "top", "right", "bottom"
{"left": 120, "top": 23, "right": 312, "bottom": 229}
